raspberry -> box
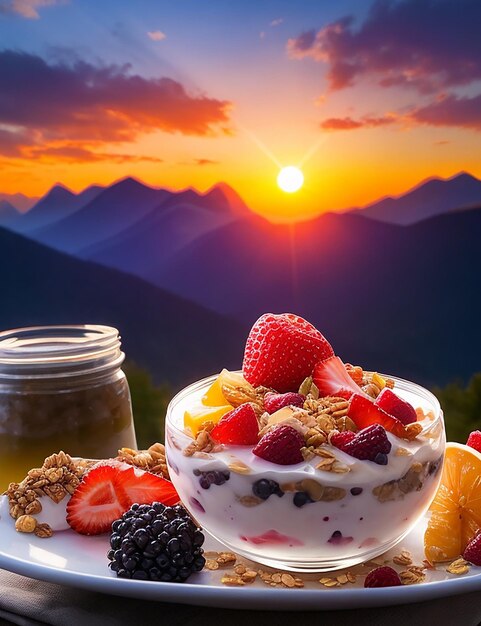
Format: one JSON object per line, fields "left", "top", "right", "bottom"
{"left": 253, "top": 424, "right": 304, "bottom": 465}
{"left": 343, "top": 424, "right": 391, "bottom": 462}
{"left": 242, "top": 313, "right": 334, "bottom": 392}
{"left": 210, "top": 404, "right": 259, "bottom": 445}
{"left": 364, "top": 566, "right": 402, "bottom": 588}
{"left": 264, "top": 392, "right": 305, "bottom": 414}
{"left": 467, "top": 431, "right": 481, "bottom": 454}
{"left": 463, "top": 532, "right": 481, "bottom": 565}
{"left": 330, "top": 430, "right": 355, "bottom": 451}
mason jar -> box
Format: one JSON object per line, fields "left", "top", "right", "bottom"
{"left": 0, "top": 325, "right": 137, "bottom": 491}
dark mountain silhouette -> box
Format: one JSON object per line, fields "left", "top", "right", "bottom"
{"left": 0, "top": 227, "right": 245, "bottom": 387}
{"left": 147, "top": 207, "right": 481, "bottom": 387}
{"left": 353, "top": 172, "right": 481, "bottom": 225}
{"left": 0, "top": 192, "right": 38, "bottom": 212}
{"left": 0, "top": 200, "right": 20, "bottom": 227}
{"left": 10, "top": 184, "right": 104, "bottom": 235}
{"left": 80, "top": 184, "right": 245, "bottom": 273}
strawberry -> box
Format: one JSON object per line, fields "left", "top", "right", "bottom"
{"left": 364, "top": 566, "right": 402, "bottom": 588}
{"left": 211, "top": 403, "right": 259, "bottom": 445}
{"left": 312, "top": 356, "right": 365, "bottom": 399}
{"left": 253, "top": 424, "right": 304, "bottom": 465}
{"left": 348, "top": 393, "right": 409, "bottom": 439}
{"left": 463, "top": 532, "right": 481, "bottom": 565}
{"left": 330, "top": 430, "right": 355, "bottom": 451}
{"left": 264, "top": 392, "right": 305, "bottom": 414}
{"left": 242, "top": 313, "right": 334, "bottom": 393}
{"left": 375, "top": 388, "right": 417, "bottom": 425}
{"left": 466, "top": 431, "right": 481, "bottom": 454}
{"left": 343, "top": 424, "right": 391, "bottom": 463}
{"left": 66, "top": 461, "right": 179, "bottom": 535}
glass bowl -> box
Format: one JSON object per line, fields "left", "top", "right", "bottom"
{"left": 165, "top": 373, "right": 445, "bottom": 573}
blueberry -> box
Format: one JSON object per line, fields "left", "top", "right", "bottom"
{"left": 293, "top": 491, "right": 313, "bottom": 508}
{"left": 374, "top": 452, "right": 388, "bottom": 465}
{"left": 350, "top": 487, "right": 363, "bottom": 496}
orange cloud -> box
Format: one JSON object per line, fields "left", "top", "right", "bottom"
{"left": 0, "top": 0, "right": 64, "bottom": 19}
{"left": 320, "top": 115, "right": 397, "bottom": 131}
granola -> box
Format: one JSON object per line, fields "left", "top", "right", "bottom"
{"left": 117, "top": 443, "right": 169, "bottom": 479}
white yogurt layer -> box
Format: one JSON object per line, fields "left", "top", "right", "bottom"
{"left": 165, "top": 375, "right": 445, "bottom": 570}
{"left": 0, "top": 492, "right": 70, "bottom": 532}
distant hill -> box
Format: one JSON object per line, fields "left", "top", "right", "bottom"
{"left": 353, "top": 172, "right": 481, "bottom": 225}
{"left": 1, "top": 227, "right": 245, "bottom": 387}
{"left": 80, "top": 184, "right": 246, "bottom": 274}
{"left": 11, "top": 184, "right": 104, "bottom": 235}
{"left": 0, "top": 200, "right": 20, "bottom": 228}
{"left": 0, "top": 192, "right": 38, "bottom": 213}
{"left": 147, "top": 207, "right": 481, "bottom": 387}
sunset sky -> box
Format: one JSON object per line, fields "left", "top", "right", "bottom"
{"left": 1, "top": 0, "right": 481, "bottom": 222}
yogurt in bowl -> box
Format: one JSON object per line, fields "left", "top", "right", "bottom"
{"left": 164, "top": 312, "right": 445, "bottom": 573}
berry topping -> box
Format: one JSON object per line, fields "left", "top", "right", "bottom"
{"left": 210, "top": 403, "right": 259, "bottom": 445}
{"left": 312, "top": 356, "right": 364, "bottom": 400}
{"left": 66, "top": 461, "right": 179, "bottom": 536}
{"left": 253, "top": 424, "right": 305, "bottom": 465}
{"left": 466, "top": 430, "right": 481, "bottom": 454}
{"left": 293, "top": 491, "right": 314, "bottom": 508}
{"left": 463, "top": 532, "right": 481, "bottom": 565}
{"left": 264, "top": 392, "right": 305, "bottom": 414}
{"left": 242, "top": 313, "right": 334, "bottom": 393}
{"left": 193, "top": 469, "right": 230, "bottom": 489}
{"left": 348, "top": 393, "right": 410, "bottom": 439}
{"left": 252, "top": 479, "right": 284, "bottom": 500}
{"left": 350, "top": 487, "right": 363, "bottom": 496}
{"left": 342, "top": 424, "right": 392, "bottom": 462}
{"left": 330, "top": 430, "right": 355, "bottom": 451}
{"left": 375, "top": 388, "right": 417, "bottom": 425}
{"left": 364, "top": 566, "right": 402, "bottom": 588}
{"left": 108, "top": 502, "right": 205, "bottom": 582}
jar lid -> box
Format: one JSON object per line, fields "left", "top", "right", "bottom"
{"left": 0, "top": 325, "right": 124, "bottom": 379}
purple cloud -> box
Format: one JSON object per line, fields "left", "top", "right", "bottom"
{"left": 411, "top": 94, "right": 481, "bottom": 130}
{"left": 287, "top": 0, "right": 481, "bottom": 93}
{"left": 0, "top": 50, "right": 232, "bottom": 161}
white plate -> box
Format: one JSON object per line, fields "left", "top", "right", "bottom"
{"left": 0, "top": 495, "right": 479, "bottom": 611}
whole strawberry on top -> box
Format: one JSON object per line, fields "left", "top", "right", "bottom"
{"left": 242, "top": 313, "right": 334, "bottom": 393}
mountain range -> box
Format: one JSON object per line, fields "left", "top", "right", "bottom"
{"left": 0, "top": 226, "right": 245, "bottom": 387}
{"left": 2, "top": 171, "right": 481, "bottom": 388}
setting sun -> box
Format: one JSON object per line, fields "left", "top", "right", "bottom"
{"left": 277, "top": 166, "right": 304, "bottom": 193}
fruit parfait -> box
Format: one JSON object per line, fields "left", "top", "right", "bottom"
{"left": 165, "top": 313, "right": 445, "bottom": 572}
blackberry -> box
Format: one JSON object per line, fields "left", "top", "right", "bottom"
{"left": 108, "top": 502, "right": 205, "bottom": 582}
{"left": 193, "top": 469, "right": 230, "bottom": 489}
{"left": 252, "top": 479, "right": 284, "bottom": 500}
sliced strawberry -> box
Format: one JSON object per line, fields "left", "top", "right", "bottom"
{"left": 66, "top": 462, "right": 179, "bottom": 535}
{"left": 253, "top": 424, "right": 304, "bottom": 465}
{"left": 312, "top": 356, "right": 365, "bottom": 399}
{"left": 242, "top": 313, "right": 334, "bottom": 393}
{"left": 211, "top": 403, "right": 260, "bottom": 445}
{"left": 118, "top": 465, "right": 179, "bottom": 507}
{"left": 264, "top": 392, "right": 305, "bottom": 414}
{"left": 330, "top": 430, "right": 355, "bottom": 451}
{"left": 375, "top": 388, "right": 417, "bottom": 425}
{"left": 348, "top": 393, "right": 409, "bottom": 439}
{"left": 467, "top": 430, "right": 481, "bottom": 454}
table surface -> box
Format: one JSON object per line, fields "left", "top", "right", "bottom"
{"left": 1, "top": 569, "right": 481, "bottom": 626}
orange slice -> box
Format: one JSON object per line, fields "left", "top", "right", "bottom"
{"left": 424, "top": 442, "right": 481, "bottom": 563}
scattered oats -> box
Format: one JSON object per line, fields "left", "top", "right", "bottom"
{"left": 411, "top": 462, "right": 423, "bottom": 473}
{"left": 205, "top": 560, "right": 219, "bottom": 571}
{"left": 446, "top": 558, "right": 470, "bottom": 575}
{"left": 234, "top": 564, "right": 247, "bottom": 575}
{"left": 221, "top": 575, "right": 245, "bottom": 586}
{"left": 300, "top": 478, "right": 324, "bottom": 501}
{"left": 272, "top": 573, "right": 282, "bottom": 583}
{"left": 319, "top": 577, "right": 339, "bottom": 587}
{"left": 34, "top": 523, "right": 53, "bottom": 538}
{"left": 336, "top": 574, "right": 349, "bottom": 584}
{"left": 228, "top": 460, "right": 251, "bottom": 475}
{"left": 15, "top": 515, "right": 37, "bottom": 533}
{"left": 241, "top": 570, "right": 258, "bottom": 583}
{"left": 404, "top": 422, "right": 423, "bottom": 440}
{"left": 217, "top": 552, "right": 237, "bottom": 567}
{"left": 400, "top": 566, "right": 426, "bottom": 585}
{"left": 203, "top": 551, "right": 220, "bottom": 559}
{"left": 315, "top": 447, "right": 335, "bottom": 459}
{"left": 238, "top": 495, "right": 263, "bottom": 507}
{"left": 281, "top": 573, "right": 296, "bottom": 588}
{"left": 393, "top": 550, "right": 413, "bottom": 567}
{"left": 395, "top": 447, "right": 412, "bottom": 457}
